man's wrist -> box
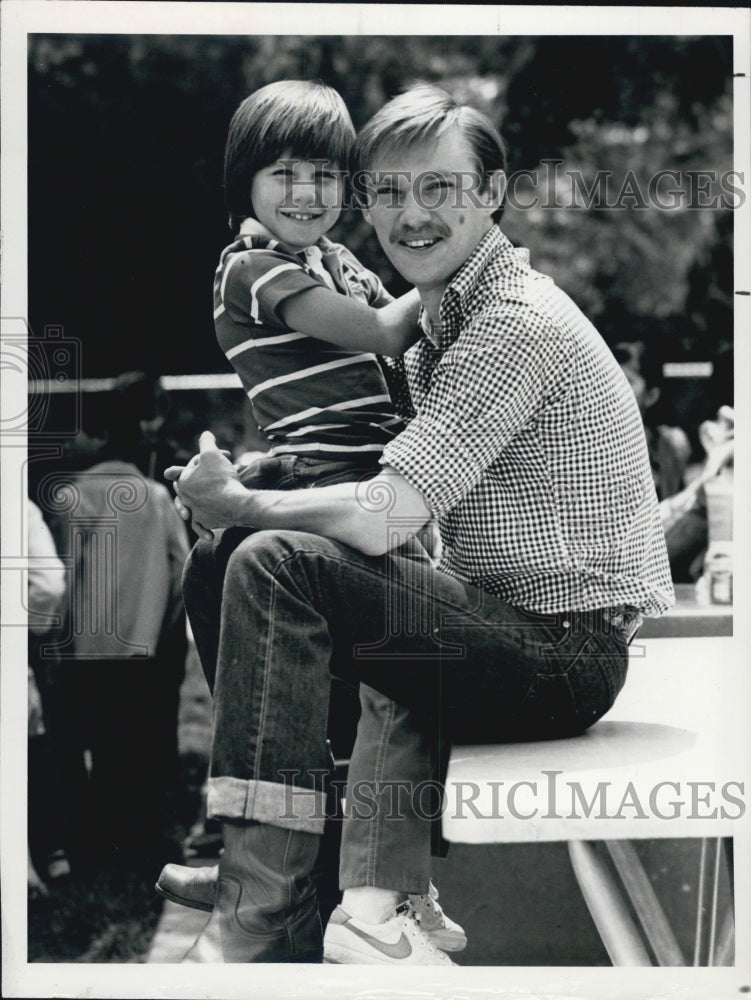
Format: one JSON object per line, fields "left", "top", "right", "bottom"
{"left": 233, "top": 482, "right": 261, "bottom": 528}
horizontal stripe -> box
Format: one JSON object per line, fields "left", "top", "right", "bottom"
{"left": 248, "top": 354, "right": 374, "bottom": 401}
{"left": 213, "top": 302, "right": 225, "bottom": 320}
{"left": 283, "top": 423, "right": 350, "bottom": 438}
{"left": 225, "top": 331, "right": 308, "bottom": 359}
{"left": 249, "top": 262, "right": 301, "bottom": 322}
{"left": 264, "top": 394, "right": 393, "bottom": 432}
{"left": 268, "top": 442, "right": 386, "bottom": 455}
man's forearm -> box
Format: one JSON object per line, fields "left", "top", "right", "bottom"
{"left": 229, "top": 479, "right": 384, "bottom": 553}
{"left": 170, "top": 437, "right": 432, "bottom": 555}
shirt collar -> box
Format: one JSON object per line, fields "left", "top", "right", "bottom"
{"left": 419, "top": 225, "right": 518, "bottom": 352}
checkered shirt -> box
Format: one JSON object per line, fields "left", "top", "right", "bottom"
{"left": 382, "top": 226, "right": 674, "bottom": 617}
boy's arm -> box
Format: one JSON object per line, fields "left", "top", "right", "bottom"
{"left": 165, "top": 432, "right": 431, "bottom": 557}
{"left": 279, "top": 286, "right": 422, "bottom": 356}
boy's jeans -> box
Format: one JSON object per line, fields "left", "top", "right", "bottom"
{"left": 187, "top": 454, "right": 440, "bottom": 892}
{"left": 182, "top": 517, "right": 630, "bottom": 894}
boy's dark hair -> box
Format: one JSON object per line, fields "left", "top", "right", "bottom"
{"left": 224, "top": 80, "right": 355, "bottom": 231}
{"left": 352, "top": 84, "right": 508, "bottom": 222}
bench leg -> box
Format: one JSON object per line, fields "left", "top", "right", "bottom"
{"left": 567, "top": 841, "right": 652, "bottom": 966}
{"left": 605, "top": 840, "right": 685, "bottom": 966}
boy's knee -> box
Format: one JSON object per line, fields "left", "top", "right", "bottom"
{"left": 182, "top": 527, "right": 251, "bottom": 593}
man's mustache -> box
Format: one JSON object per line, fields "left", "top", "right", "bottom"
{"left": 389, "top": 223, "right": 451, "bottom": 245}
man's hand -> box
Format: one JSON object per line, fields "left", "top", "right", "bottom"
{"left": 165, "top": 431, "right": 252, "bottom": 539}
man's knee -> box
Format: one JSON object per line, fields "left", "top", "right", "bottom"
{"left": 225, "top": 529, "right": 341, "bottom": 574}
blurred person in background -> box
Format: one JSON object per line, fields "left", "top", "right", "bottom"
{"left": 27, "top": 498, "right": 70, "bottom": 897}
{"left": 614, "top": 341, "right": 734, "bottom": 583}
{"left": 48, "top": 372, "right": 190, "bottom": 876}
{"left": 612, "top": 339, "right": 691, "bottom": 502}
{"left": 661, "top": 404, "right": 734, "bottom": 584}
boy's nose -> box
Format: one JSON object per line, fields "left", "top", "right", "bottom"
{"left": 292, "top": 181, "right": 317, "bottom": 207}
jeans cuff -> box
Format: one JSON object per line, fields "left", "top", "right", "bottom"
{"left": 207, "top": 776, "right": 327, "bottom": 834}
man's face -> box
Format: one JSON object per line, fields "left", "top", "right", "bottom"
{"left": 362, "top": 126, "right": 501, "bottom": 298}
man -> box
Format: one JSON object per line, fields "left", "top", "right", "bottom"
{"left": 165, "top": 85, "right": 674, "bottom": 965}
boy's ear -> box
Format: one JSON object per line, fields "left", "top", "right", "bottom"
{"left": 361, "top": 205, "right": 373, "bottom": 227}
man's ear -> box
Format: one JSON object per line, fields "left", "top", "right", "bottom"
{"left": 484, "top": 170, "right": 506, "bottom": 214}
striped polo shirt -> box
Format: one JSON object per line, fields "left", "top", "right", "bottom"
{"left": 213, "top": 232, "right": 409, "bottom": 460}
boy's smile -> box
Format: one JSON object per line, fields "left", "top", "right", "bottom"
{"left": 251, "top": 155, "right": 342, "bottom": 251}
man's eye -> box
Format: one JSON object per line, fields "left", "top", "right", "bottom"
{"left": 315, "top": 171, "right": 338, "bottom": 182}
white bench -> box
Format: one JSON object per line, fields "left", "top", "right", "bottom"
{"left": 443, "top": 635, "right": 744, "bottom": 965}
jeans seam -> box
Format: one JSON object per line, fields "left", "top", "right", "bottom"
{"left": 367, "top": 696, "right": 395, "bottom": 887}
{"left": 252, "top": 565, "right": 279, "bottom": 785}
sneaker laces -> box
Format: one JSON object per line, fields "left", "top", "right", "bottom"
{"left": 395, "top": 900, "right": 446, "bottom": 960}
{"left": 409, "top": 881, "right": 443, "bottom": 919}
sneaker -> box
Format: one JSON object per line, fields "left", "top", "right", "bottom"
{"left": 408, "top": 880, "right": 466, "bottom": 952}
{"left": 324, "top": 902, "right": 456, "bottom": 965}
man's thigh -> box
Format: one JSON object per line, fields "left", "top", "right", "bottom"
{"left": 317, "top": 542, "right": 627, "bottom": 744}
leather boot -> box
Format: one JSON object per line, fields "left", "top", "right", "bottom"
{"left": 156, "top": 862, "right": 218, "bottom": 911}
{"left": 182, "top": 821, "right": 323, "bottom": 963}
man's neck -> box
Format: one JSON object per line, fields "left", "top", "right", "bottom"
{"left": 416, "top": 286, "right": 446, "bottom": 330}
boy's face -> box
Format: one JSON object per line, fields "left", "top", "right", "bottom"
{"left": 361, "top": 125, "right": 502, "bottom": 298}
{"left": 250, "top": 154, "right": 342, "bottom": 251}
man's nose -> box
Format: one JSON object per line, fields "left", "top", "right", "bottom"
{"left": 396, "top": 187, "right": 432, "bottom": 226}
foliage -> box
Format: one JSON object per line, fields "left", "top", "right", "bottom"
{"left": 27, "top": 34, "right": 733, "bottom": 420}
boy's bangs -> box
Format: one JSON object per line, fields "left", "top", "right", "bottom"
{"left": 281, "top": 114, "right": 354, "bottom": 171}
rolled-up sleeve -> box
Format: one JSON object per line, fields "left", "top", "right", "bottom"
{"left": 382, "top": 314, "right": 555, "bottom": 515}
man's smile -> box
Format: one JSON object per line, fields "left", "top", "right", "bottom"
{"left": 391, "top": 227, "right": 449, "bottom": 250}
{"left": 399, "top": 236, "right": 443, "bottom": 250}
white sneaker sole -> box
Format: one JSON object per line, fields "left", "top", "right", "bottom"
{"left": 429, "top": 928, "right": 467, "bottom": 952}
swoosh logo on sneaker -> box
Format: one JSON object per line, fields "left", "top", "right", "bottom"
{"left": 344, "top": 918, "right": 413, "bottom": 959}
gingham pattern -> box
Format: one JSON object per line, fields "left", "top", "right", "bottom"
{"left": 382, "top": 226, "right": 674, "bottom": 617}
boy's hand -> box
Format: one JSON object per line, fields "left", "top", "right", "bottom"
{"left": 165, "top": 432, "right": 250, "bottom": 538}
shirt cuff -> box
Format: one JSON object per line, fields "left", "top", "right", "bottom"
{"left": 381, "top": 417, "right": 484, "bottom": 516}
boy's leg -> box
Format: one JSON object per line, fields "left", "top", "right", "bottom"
{"left": 339, "top": 684, "right": 433, "bottom": 894}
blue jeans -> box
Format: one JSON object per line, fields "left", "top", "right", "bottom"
{"left": 185, "top": 454, "right": 439, "bottom": 892}
{"left": 182, "top": 517, "right": 630, "bottom": 893}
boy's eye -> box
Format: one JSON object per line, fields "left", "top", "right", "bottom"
{"left": 315, "top": 170, "right": 338, "bottom": 182}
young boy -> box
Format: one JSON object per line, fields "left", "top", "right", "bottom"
{"left": 157, "top": 80, "right": 464, "bottom": 963}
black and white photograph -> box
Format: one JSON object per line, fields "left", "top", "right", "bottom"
{"left": 1, "top": 4, "right": 749, "bottom": 999}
